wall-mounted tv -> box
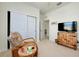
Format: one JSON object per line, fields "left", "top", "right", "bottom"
{"left": 58, "top": 21, "right": 77, "bottom": 32}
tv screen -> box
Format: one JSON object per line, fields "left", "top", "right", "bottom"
{"left": 58, "top": 23, "right": 64, "bottom": 31}
{"left": 58, "top": 21, "right": 77, "bottom": 32}
{"left": 64, "top": 22, "right": 73, "bottom": 31}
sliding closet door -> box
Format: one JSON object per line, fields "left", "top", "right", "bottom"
{"left": 10, "top": 12, "right": 28, "bottom": 38}
{"left": 10, "top": 12, "right": 37, "bottom": 39}
{"left": 27, "top": 16, "right": 36, "bottom": 39}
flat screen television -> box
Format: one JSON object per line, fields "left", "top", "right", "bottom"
{"left": 58, "top": 21, "right": 77, "bottom": 32}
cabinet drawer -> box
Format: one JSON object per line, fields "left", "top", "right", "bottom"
{"left": 67, "top": 37, "right": 76, "bottom": 40}
{"left": 67, "top": 33, "right": 76, "bottom": 37}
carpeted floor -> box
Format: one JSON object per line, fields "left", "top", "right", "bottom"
{"left": 0, "top": 39, "right": 79, "bottom": 57}
{"left": 38, "top": 39, "right": 79, "bottom": 57}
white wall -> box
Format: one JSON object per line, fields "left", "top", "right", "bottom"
{"left": 45, "top": 2, "right": 79, "bottom": 42}
{"left": 0, "top": 2, "right": 40, "bottom": 52}
{"left": 40, "top": 14, "right": 44, "bottom": 40}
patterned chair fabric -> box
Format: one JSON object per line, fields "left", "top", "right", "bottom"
{"left": 9, "top": 32, "right": 23, "bottom": 48}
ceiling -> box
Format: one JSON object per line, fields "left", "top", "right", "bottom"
{"left": 26, "top": 2, "right": 70, "bottom": 14}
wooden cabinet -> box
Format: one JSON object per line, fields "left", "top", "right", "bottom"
{"left": 56, "top": 32, "right": 77, "bottom": 50}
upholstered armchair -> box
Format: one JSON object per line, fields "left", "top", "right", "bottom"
{"left": 8, "top": 32, "right": 38, "bottom": 57}
{"left": 8, "top": 32, "right": 23, "bottom": 48}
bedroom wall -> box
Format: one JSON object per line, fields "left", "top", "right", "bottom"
{"left": 45, "top": 2, "right": 79, "bottom": 42}
{"left": 40, "top": 14, "right": 45, "bottom": 40}
{"left": 0, "top": 2, "right": 40, "bottom": 52}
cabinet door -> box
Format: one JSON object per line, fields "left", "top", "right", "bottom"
{"left": 67, "top": 33, "right": 77, "bottom": 45}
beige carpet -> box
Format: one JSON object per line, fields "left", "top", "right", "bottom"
{"left": 38, "top": 39, "right": 79, "bottom": 57}
{"left": 0, "top": 39, "right": 79, "bottom": 57}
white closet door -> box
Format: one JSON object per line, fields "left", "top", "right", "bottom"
{"left": 10, "top": 12, "right": 36, "bottom": 39}
{"left": 10, "top": 12, "right": 28, "bottom": 39}
{"left": 27, "top": 16, "right": 36, "bottom": 39}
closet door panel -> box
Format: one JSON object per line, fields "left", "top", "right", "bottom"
{"left": 10, "top": 12, "right": 28, "bottom": 38}
{"left": 27, "top": 16, "right": 36, "bottom": 39}
{"left": 10, "top": 12, "right": 37, "bottom": 39}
